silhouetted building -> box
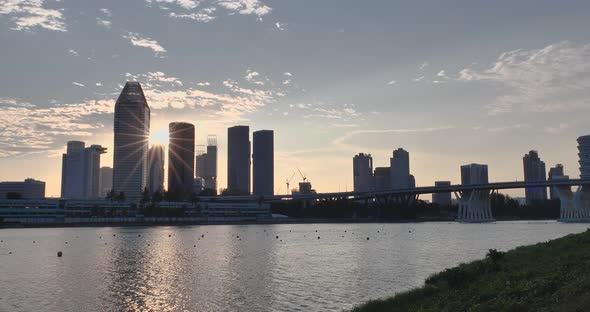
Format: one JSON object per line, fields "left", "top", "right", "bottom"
{"left": 523, "top": 150, "right": 547, "bottom": 204}
{"left": 227, "top": 125, "right": 250, "bottom": 194}
{"left": 253, "top": 130, "right": 274, "bottom": 196}
{"left": 99, "top": 167, "right": 113, "bottom": 198}
{"left": 408, "top": 174, "right": 416, "bottom": 189}
{"left": 461, "top": 163, "right": 488, "bottom": 198}
{"left": 390, "top": 148, "right": 412, "bottom": 189}
{"left": 61, "top": 141, "right": 106, "bottom": 199}
{"left": 148, "top": 144, "right": 165, "bottom": 193}
{"left": 0, "top": 178, "right": 45, "bottom": 199}
{"left": 548, "top": 164, "right": 567, "bottom": 200}
{"left": 195, "top": 136, "right": 218, "bottom": 194}
{"left": 432, "top": 181, "right": 451, "bottom": 207}
{"left": 374, "top": 167, "right": 391, "bottom": 191}
{"left": 168, "top": 122, "right": 195, "bottom": 196}
{"left": 578, "top": 135, "right": 590, "bottom": 179}
{"left": 353, "top": 153, "right": 374, "bottom": 192}
{"left": 112, "top": 82, "right": 150, "bottom": 202}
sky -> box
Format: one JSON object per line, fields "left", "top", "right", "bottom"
{"left": 1, "top": 0, "right": 590, "bottom": 198}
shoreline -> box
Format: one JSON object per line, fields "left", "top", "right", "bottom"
{"left": 0, "top": 217, "right": 563, "bottom": 229}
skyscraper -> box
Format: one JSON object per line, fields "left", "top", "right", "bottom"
{"left": 432, "top": 181, "right": 451, "bottom": 207}
{"left": 61, "top": 141, "right": 106, "bottom": 199}
{"left": 578, "top": 135, "right": 590, "bottom": 179}
{"left": 99, "top": 167, "right": 113, "bottom": 198}
{"left": 205, "top": 136, "right": 218, "bottom": 192}
{"left": 168, "top": 122, "right": 195, "bottom": 197}
{"left": 390, "top": 148, "right": 411, "bottom": 189}
{"left": 461, "top": 163, "right": 489, "bottom": 185}
{"left": 353, "top": 153, "right": 373, "bottom": 192}
{"left": 0, "top": 178, "right": 45, "bottom": 199}
{"left": 148, "top": 144, "right": 165, "bottom": 193}
{"left": 548, "top": 164, "right": 567, "bottom": 200}
{"left": 195, "top": 138, "right": 218, "bottom": 194}
{"left": 227, "top": 125, "right": 250, "bottom": 194}
{"left": 112, "top": 82, "right": 150, "bottom": 202}
{"left": 523, "top": 150, "right": 547, "bottom": 204}
{"left": 461, "top": 163, "right": 488, "bottom": 198}
{"left": 373, "top": 167, "right": 391, "bottom": 191}
{"left": 253, "top": 130, "right": 274, "bottom": 196}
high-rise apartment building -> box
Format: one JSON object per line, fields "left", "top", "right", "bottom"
{"left": 390, "top": 148, "right": 411, "bottom": 189}
{"left": 227, "top": 126, "right": 250, "bottom": 194}
{"left": 374, "top": 167, "right": 391, "bottom": 191}
{"left": 112, "top": 82, "right": 150, "bottom": 201}
{"left": 461, "top": 163, "right": 488, "bottom": 198}
{"left": 148, "top": 144, "right": 165, "bottom": 193}
{"left": 253, "top": 130, "right": 274, "bottom": 196}
{"left": 168, "top": 122, "right": 195, "bottom": 196}
{"left": 432, "top": 181, "right": 451, "bottom": 207}
{"left": 99, "top": 167, "right": 113, "bottom": 198}
{"left": 523, "top": 150, "right": 547, "bottom": 203}
{"left": 353, "top": 153, "right": 374, "bottom": 192}
{"left": 548, "top": 164, "right": 567, "bottom": 200}
{"left": 61, "top": 141, "right": 106, "bottom": 199}
{"left": 578, "top": 135, "right": 590, "bottom": 179}
{"left": 195, "top": 136, "right": 218, "bottom": 194}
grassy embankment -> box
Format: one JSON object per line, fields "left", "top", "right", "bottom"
{"left": 352, "top": 229, "right": 590, "bottom": 312}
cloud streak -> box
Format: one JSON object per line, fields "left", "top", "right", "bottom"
{"left": 0, "top": 0, "right": 66, "bottom": 31}
{"left": 123, "top": 32, "right": 167, "bottom": 56}
{"left": 458, "top": 41, "right": 590, "bottom": 114}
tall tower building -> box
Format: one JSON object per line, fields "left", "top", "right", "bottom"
{"left": 461, "top": 163, "right": 489, "bottom": 185}
{"left": 148, "top": 144, "right": 165, "bottom": 193}
{"left": 390, "top": 148, "right": 411, "bottom": 189}
{"left": 61, "top": 141, "right": 106, "bottom": 199}
{"left": 99, "top": 167, "right": 113, "bottom": 198}
{"left": 227, "top": 125, "right": 250, "bottom": 194}
{"left": 432, "top": 181, "right": 452, "bottom": 207}
{"left": 112, "top": 82, "right": 150, "bottom": 201}
{"left": 548, "top": 164, "right": 567, "bottom": 200}
{"left": 373, "top": 167, "right": 391, "bottom": 191}
{"left": 168, "top": 122, "right": 195, "bottom": 197}
{"left": 523, "top": 150, "right": 547, "bottom": 204}
{"left": 578, "top": 135, "right": 590, "bottom": 179}
{"left": 353, "top": 153, "right": 373, "bottom": 192}
{"left": 253, "top": 130, "right": 274, "bottom": 196}
{"left": 205, "top": 135, "right": 218, "bottom": 192}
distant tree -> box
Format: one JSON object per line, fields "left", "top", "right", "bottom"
{"left": 6, "top": 192, "right": 22, "bottom": 200}
{"left": 199, "top": 188, "right": 217, "bottom": 196}
{"left": 152, "top": 190, "right": 163, "bottom": 203}
{"left": 106, "top": 189, "right": 115, "bottom": 202}
{"left": 116, "top": 191, "right": 126, "bottom": 203}
{"left": 141, "top": 187, "right": 151, "bottom": 205}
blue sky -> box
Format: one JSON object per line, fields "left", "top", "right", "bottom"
{"left": 1, "top": 0, "right": 590, "bottom": 197}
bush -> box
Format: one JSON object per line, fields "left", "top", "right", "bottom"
{"left": 486, "top": 249, "right": 505, "bottom": 262}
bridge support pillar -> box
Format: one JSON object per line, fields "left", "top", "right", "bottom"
{"left": 454, "top": 190, "right": 494, "bottom": 223}
{"left": 558, "top": 185, "right": 590, "bottom": 222}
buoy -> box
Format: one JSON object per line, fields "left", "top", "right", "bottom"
{"left": 168, "top": 235, "right": 171, "bottom": 237}
{"left": 194, "top": 245, "right": 196, "bottom": 247}
{"left": 57, "top": 251, "right": 63, "bottom": 257}
{"left": 138, "top": 234, "right": 141, "bottom": 237}
{"left": 9, "top": 251, "right": 12, "bottom": 254}
{"left": 344, "top": 230, "right": 347, "bottom": 233}
{"left": 315, "top": 230, "right": 318, "bottom": 232}
{"left": 65, "top": 242, "right": 68, "bottom": 244}
{"left": 366, "top": 237, "right": 370, "bottom": 240}
{"left": 201, "top": 234, "right": 204, "bottom": 238}
{"left": 276, "top": 235, "right": 279, "bottom": 239}
{"left": 113, "top": 234, "right": 116, "bottom": 237}
{"left": 33, "top": 240, "right": 35, "bottom": 243}
{"left": 105, "top": 243, "right": 107, "bottom": 245}
{"left": 280, "top": 240, "right": 282, "bottom": 242}
{"left": 148, "top": 244, "right": 150, "bottom": 246}
{"left": 237, "top": 235, "right": 240, "bottom": 239}
{"left": 317, "top": 236, "right": 320, "bottom": 239}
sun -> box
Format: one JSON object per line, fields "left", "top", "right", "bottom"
{"left": 150, "top": 128, "right": 169, "bottom": 146}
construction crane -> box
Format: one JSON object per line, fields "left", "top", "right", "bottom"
{"left": 286, "top": 172, "right": 296, "bottom": 193}
{"left": 296, "top": 166, "right": 307, "bottom": 182}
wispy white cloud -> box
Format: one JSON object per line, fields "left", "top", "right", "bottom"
{"left": 275, "top": 21, "right": 284, "bottom": 30}
{"left": 412, "top": 76, "right": 424, "bottom": 82}
{"left": 283, "top": 72, "right": 292, "bottom": 76}
{"left": 217, "top": 0, "right": 271, "bottom": 16}
{"left": 458, "top": 41, "right": 590, "bottom": 114}
{"left": 96, "top": 18, "right": 111, "bottom": 28}
{"left": 544, "top": 123, "right": 569, "bottom": 134}
{"left": 95, "top": 82, "right": 103, "bottom": 87}
{"left": 72, "top": 82, "right": 85, "bottom": 87}
{"left": 419, "top": 61, "right": 429, "bottom": 70}
{"left": 123, "top": 32, "right": 167, "bottom": 56}
{"left": 0, "top": 0, "right": 66, "bottom": 32}
{"left": 99, "top": 8, "right": 111, "bottom": 17}
{"left": 196, "top": 81, "right": 210, "bottom": 86}
{"left": 148, "top": 0, "right": 199, "bottom": 10}
{"left": 0, "top": 98, "right": 114, "bottom": 156}
{"left": 68, "top": 49, "right": 79, "bottom": 56}
{"left": 387, "top": 80, "right": 396, "bottom": 85}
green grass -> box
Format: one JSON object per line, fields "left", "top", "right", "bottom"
{"left": 351, "top": 229, "right": 590, "bottom": 312}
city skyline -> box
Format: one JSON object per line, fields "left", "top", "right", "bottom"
{"left": 2, "top": 1, "right": 590, "bottom": 197}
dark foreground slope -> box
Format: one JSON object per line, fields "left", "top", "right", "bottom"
{"left": 352, "top": 229, "right": 590, "bottom": 312}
